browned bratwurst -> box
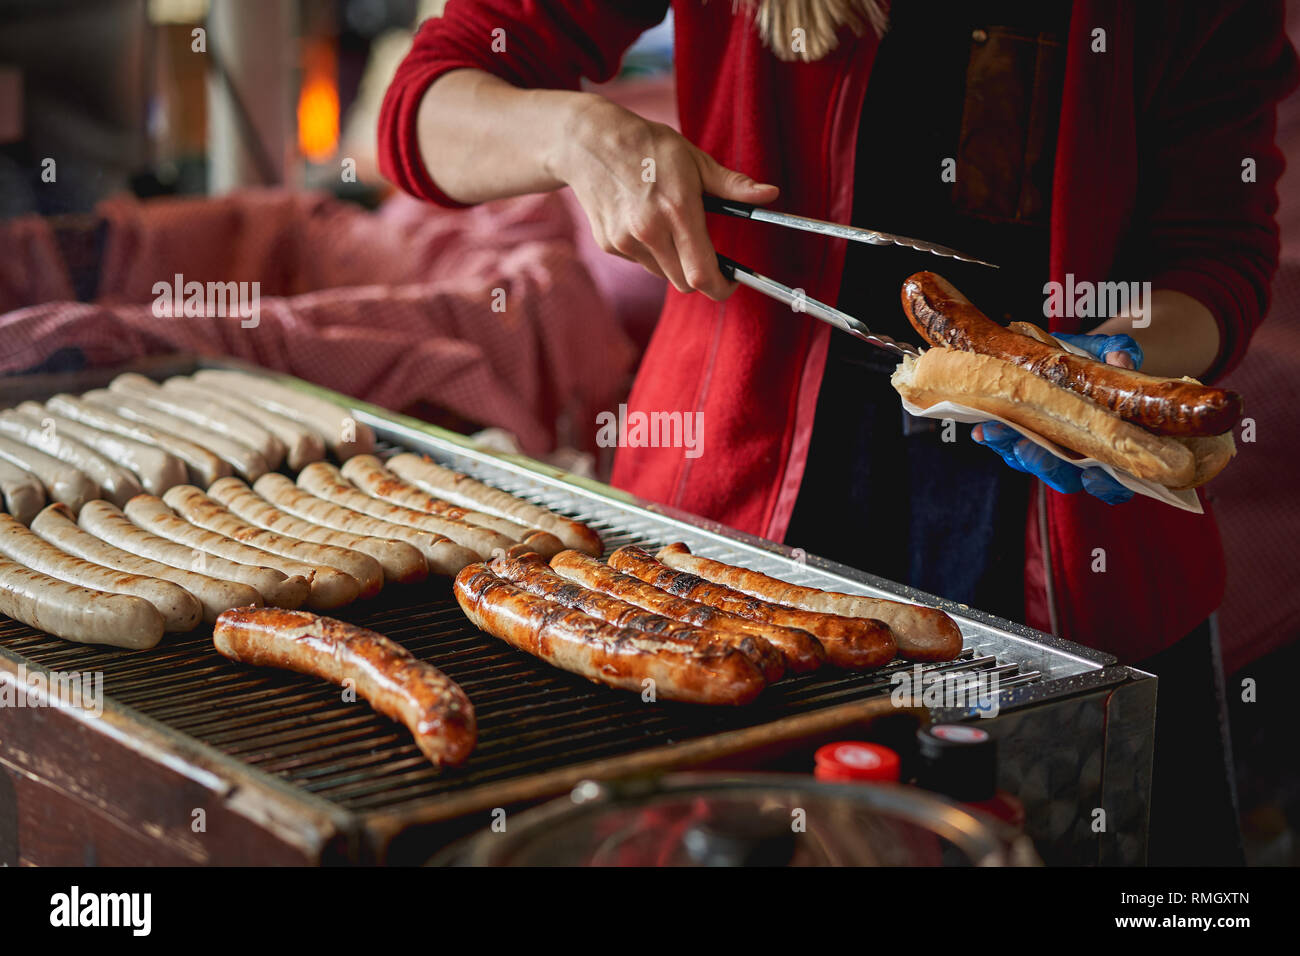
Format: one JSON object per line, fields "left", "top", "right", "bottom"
{"left": 900, "top": 272, "right": 1242, "bottom": 438}
{"left": 608, "top": 546, "right": 897, "bottom": 670}
{"left": 491, "top": 550, "right": 785, "bottom": 681}
{"left": 454, "top": 564, "right": 767, "bottom": 705}
{"left": 656, "top": 543, "right": 962, "bottom": 662}
{"left": 549, "top": 548, "right": 826, "bottom": 673}
{"left": 213, "top": 607, "right": 475, "bottom": 766}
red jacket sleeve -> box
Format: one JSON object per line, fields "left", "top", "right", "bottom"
{"left": 378, "top": 0, "right": 670, "bottom": 207}
{"left": 1140, "top": 0, "right": 1299, "bottom": 380}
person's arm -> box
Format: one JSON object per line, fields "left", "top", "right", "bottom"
{"left": 1091, "top": 289, "right": 1219, "bottom": 378}
{"left": 415, "top": 69, "right": 778, "bottom": 299}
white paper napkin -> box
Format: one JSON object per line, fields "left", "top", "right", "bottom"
{"left": 898, "top": 333, "right": 1203, "bottom": 513}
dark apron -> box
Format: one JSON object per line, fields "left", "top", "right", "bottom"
{"left": 786, "top": 0, "right": 1070, "bottom": 621}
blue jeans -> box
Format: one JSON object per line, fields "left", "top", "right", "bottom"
{"left": 785, "top": 349, "right": 1030, "bottom": 619}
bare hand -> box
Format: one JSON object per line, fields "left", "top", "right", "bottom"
{"left": 553, "top": 96, "right": 778, "bottom": 300}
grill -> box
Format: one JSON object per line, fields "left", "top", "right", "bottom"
{"left": 0, "top": 360, "right": 1145, "bottom": 865}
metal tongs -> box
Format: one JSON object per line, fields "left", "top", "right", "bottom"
{"left": 705, "top": 195, "right": 997, "bottom": 358}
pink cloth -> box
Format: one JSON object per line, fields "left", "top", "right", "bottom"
{"left": 1, "top": 189, "right": 634, "bottom": 457}
{"left": 0, "top": 214, "right": 74, "bottom": 313}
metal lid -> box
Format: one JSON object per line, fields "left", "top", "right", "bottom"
{"left": 432, "top": 773, "right": 1036, "bottom": 867}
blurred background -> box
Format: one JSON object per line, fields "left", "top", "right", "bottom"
{"left": 0, "top": 0, "right": 1296, "bottom": 863}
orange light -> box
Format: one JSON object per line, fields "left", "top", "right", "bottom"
{"left": 298, "top": 43, "right": 338, "bottom": 162}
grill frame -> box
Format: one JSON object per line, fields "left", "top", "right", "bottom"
{"left": 0, "top": 358, "right": 1139, "bottom": 864}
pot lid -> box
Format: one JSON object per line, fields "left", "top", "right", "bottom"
{"left": 433, "top": 773, "right": 1035, "bottom": 867}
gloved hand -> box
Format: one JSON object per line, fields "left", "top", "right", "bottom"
{"left": 972, "top": 331, "right": 1144, "bottom": 504}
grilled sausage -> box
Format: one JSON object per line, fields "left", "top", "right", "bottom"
{"left": 139, "top": 489, "right": 361, "bottom": 608}
{"left": 901, "top": 271, "right": 1242, "bottom": 437}
{"left": 45, "top": 392, "right": 230, "bottom": 487}
{"left": 32, "top": 503, "right": 261, "bottom": 622}
{"left": 0, "top": 512, "right": 200, "bottom": 631}
{"left": 0, "top": 458, "right": 44, "bottom": 525}
{"left": 299, "top": 462, "right": 515, "bottom": 560}
{"left": 190, "top": 369, "right": 375, "bottom": 459}
{"left": 18, "top": 402, "right": 187, "bottom": 496}
{"left": 454, "top": 564, "right": 766, "bottom": 705}
{"left": 490, "top": 550, "right": 785, "bottom": 681}
{"left": 109, "top": 373, "right": 285, "bottom": 469}
{"left": 341, "top": 455, "right": 564, "bottom": 558}
{"left": 79, "top": 499, "right": 307, "bottom": 608}
{"left": 549, "top": 549, "right": 825, "bottom": 673}
{"left": 213, "top": 607, "right": 475, "bottom": 766}
{"left": 0, "top": 552, "right": 163, "bottom": 649}
{"left": 253, "top": 473, "right": 475, "bottom": 576}
{"left": 0, "top": 432, "right": 98, "bottom": 513}
{"left": 161, "top": 377, "right": 326, "bottom": 470}
{"left": 123, "top": 495, "right": 345, "bottom": 609}
{"left": 0, "top": 409, "right": 143, "bottom": 507}
{"left": 608, "top": 546, "right": 897, "bottom": 670}
{"left": 655, "top": 542, "right": 962, "bottom": 662}
{"left": 163, "top": 484, "right": 382, "bottom": 599}
{"left": 82, "top": 389, "right": 268, "bottom": 481}
{"left": 387, "top": 453, "right": 603, "bottom": 556}
{"left": 207, "top": 477, "right": 427, "bottom": 584}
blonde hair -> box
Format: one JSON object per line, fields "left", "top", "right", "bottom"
{"left": 743, "top": 0, "right": 888, "bottom": 61}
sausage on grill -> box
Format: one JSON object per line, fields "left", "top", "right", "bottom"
{"left": 0, "top": 432, "right": 98, "bottom": 513}
{"left": 123, "top": 495, "right": 348, "bottom": 610}
{"left": 17, "top": 402, "right": 187, "bottom": 496}
{"left": 454, "top": 564, "right": 767, "bottom": 706}
{"left": 341, "top": 455, "right": 564, "bottom": 558}
{"left": 79, "top": 499, "right": 307, "bottom": 608}
{"left": 214, "top": 607, "right": 476, "bottom": 766}
{"left": 0, "top": 409, "right": 143, "bottom": 507}
{"left": 490, "top": 550, "right": 785, "bottom": 681}
{"left": 549, "top": 548, "right": 826, "bottom": 673}
{"left": 656, "top": 542, "right": 962, "bottom": 662}
{"left": 163, "top": 484, "right": 383, "bottom": 599}
{"left": 0, "top": 511, "right": 200, "bottom": 631}
{"left": 161, "top": 378, "right": 326, "bottom": 471}
{"left": 45, "top": 392, "right": 230, "bottom": 487}
{"left": 387, "top": 453, "right": 603, "bottom": 556}
{"left": 0, "top": 457, "right": 44, "bottom": 525}
{"left": 252, "top": 473, "right": 475, "bottom": 576}
{"left": 109, "top": 373, "right": 285, "bottom": 469}
{"left": 32, "top": 503, "right": 261, "bottom": 622}
{"left": 190, "top": 369, "right": 376, "bottom": 460}
{"left": 207, "top": 477, "right": 427, "bottom": 584}
{"left": 0, "top": 553, "right": 163, "bottom": 649}
{"left": 608, "top": 546, "right": 897, "bottom": 670}
{"left": 83, "top": 389, "right": 268, "bottom": 481}
{"left": 299, "top": 462, "right": 516, "bottom": 560}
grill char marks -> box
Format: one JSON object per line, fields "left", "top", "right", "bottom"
{"left": 901, "top": 271, "right": 1243, "bottom": 437}
{"left": 453, "top": 563, "right": 767, "bottom": 706}
{"left": 608, "top": 546, "right": 896, "bottom": 670}
{"left": 490, "top": 550, "right": 784, "bottom": 681}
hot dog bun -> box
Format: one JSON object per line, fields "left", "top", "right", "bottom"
{"left": 902, "top": 272, "right": 1242, "bottom": 437}
{"left": 891, "top": 348, "right": 1199, "bottom": 487}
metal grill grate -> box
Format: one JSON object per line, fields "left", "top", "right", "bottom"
{"left": 0, "top": 558, "right": 1033, "bottom": 818}
{"left": 0, "top": 357, "right": 1136, "bottom": 847}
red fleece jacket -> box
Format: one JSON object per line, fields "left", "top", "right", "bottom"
{"left": 380, "top": 0, "right": 1298, "bottom": 661}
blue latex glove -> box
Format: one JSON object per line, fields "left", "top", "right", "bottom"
{"left": 972, "top": 332, "right": 1143, "bottom": 504}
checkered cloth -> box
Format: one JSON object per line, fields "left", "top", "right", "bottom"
{"left": 0, "top": 189, "right": 635, "bottom": 457}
